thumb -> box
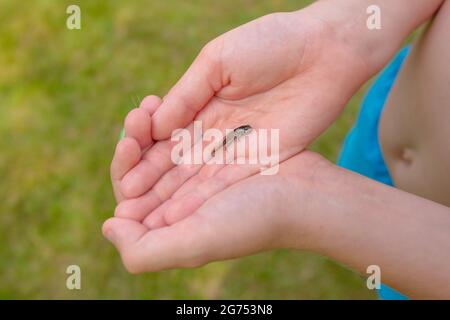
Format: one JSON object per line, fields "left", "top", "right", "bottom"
{"left": 152, "top": 40, "right": 224, "bottom": 140}
{"left": 104, "top": 213, "right": 217, "bottom": 273}
{"left": 102, "top": 218, "right": 149, "bottom": 273}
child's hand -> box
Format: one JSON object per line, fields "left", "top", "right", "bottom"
{"left": 107, "top": 98, "right": 335, "bottom": 274}
{"left": 110, "top": 95, "right": 162, "bottom": 203}
{"left": 108, "top": 99, "right": 331, "bottom": 273}
{"left": 113, "top": 4, "right": 373, "bottom": 227}
{"left": 105, "top": 150, "right": 329, "bottom": 273}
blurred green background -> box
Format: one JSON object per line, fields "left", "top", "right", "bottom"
{"left": 0, "top": 0, "right": 375, "bottom": 299}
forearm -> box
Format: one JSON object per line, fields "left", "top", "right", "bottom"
{"left": 303, "top": 164, "right": 450, "bottom": 299}
{"left": 305, "top": 0, "right": 444, "bottom": 76}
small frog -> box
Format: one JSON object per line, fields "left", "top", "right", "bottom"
{"left": 211, "top": 125, "right": 253, "bottom": 157}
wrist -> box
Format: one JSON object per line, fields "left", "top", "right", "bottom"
{"left": 274, "top": 152, "right": 343, "bottom": 251}
{"left": 299, "top": 0, "right": 443, "bottom": 77}
{"left": 280, "top": 153, "right": 374, "bottom": 253}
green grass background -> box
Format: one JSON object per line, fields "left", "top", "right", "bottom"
{"left": 0, "top": 0, "right": 376, "bottom": 299}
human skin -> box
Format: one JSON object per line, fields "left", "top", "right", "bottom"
{"left": 106, "top": 142, "right": 450, "bottom": 299}
{"left": 380, "top": 0, "right": 450, "bottom": 207}
{"left": 104, "top": 0, "right": 450, "bottom": 298}
{"left": 111, "top": 0, "right": 443, "bottom": 228}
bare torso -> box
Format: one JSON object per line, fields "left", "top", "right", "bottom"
{"left": 379, "top": 0, "right": 450, "bottom": 206}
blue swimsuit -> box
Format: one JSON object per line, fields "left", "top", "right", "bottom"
{"left": 337, "top": 47, "right": 411, "bottom": 300}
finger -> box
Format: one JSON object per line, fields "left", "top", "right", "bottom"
{"left": 124, "top": 95, "right": 162, "bottom": 149}
{"left": 132, "top": 123, "right": 228, "bottom": 211}
{"left": 171, "top": 163, "right": 226, "bottom": 200}
{"left": 111, "top": 137, "right": 141, "bottom": 202}
{"left": 111, "top": 214, "right": 214, "bottom": 272}
{"left": 163, "top": 161, "right": 261, "bottom": 225}
{"left": 146, "top": 162, "right": 203, "bottom": 202}
{"left": 102, "top": 217, "right": 149, "bottom": 273}
{"left": 117, "top": 163, "right": 212, "bottom": 225}
{"left": 119, "top": 140, "right": 175, "bottom": 198}
{"left": 111, "top": 190, "right": 274, "bottom": 273}
{"left": 152, "top": 42, "right": 223, "bottom": 140}
{"left": 141, "top": 200, "right": 172, "bottom": 229}
{"left": 169, "top": 130, "right": 257, "bottom": 200}
{"left": 120, "top": 122, "right": 197, "bottom": 198}
{"left": 144, "top": 208, "right": 167, "bottom": 230}
{"left": 142, "top": 193, "right": 202, "bottom": 229}
{"left": 114, "top": 190, "right": 163, "bottom": 222}
{"left": 124, "top": 108, "right": 153, "bottom": 149}
{"left": 143, "top": 160, "right": 259, "bottom": 227}
{"left": 139, "top": 95, "right": 161, "bottom": 115}
{"left": 134, "top": 136, "right": 210, "bottom": 209}
{"left": 117, "top": 156, "right": 206, "bottom": 223}
{"left": 141, "top": 131, "right": 254, "bottom": 226}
